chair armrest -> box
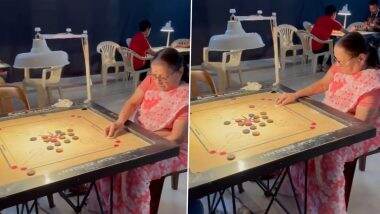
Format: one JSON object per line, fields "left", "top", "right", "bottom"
{"left": 133, "top": 54, "right": 149, "bottom": 61}
{"left": 312, "top": 35, "right": 333, "bottom": 44}
{"left": 96, "top": 45, "right": 102, "bottom": 54}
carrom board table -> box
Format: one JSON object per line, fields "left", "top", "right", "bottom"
{"left": 189, "top": 85, "right": 376, "bottom": 213}
{"left": 0, "top": 103, "right": 179, "bottom": 212}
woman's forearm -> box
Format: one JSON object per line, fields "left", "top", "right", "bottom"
{"left": 295, "top": 80, "right": 328, "bottom": 98}
{"left": 154, "top": 129, "right": 186, "bottom": 144}
{"left": 154, "top": 130, "right": 172, "bottom": 137}
{"left": 116, "top": 101, "right": 139, "bottom": 124}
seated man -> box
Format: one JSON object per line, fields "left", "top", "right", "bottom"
{"left": 311, "top": 5, "right": 347, "bottom": 71}
{"left": 129, "top": 19, "right": 156, "bottom": 80}
{"left": 363, "top": 0, "right": 380, "bottom": 32}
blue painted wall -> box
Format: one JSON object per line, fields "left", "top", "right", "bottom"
{"left": 191, "top": 0, "right": 372, "bottom": 65}
{"left": 0, "top": 0, "right": 190, "bottom": 81}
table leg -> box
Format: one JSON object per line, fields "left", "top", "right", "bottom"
{"left": 231, "top": 186, "right": 237, "bottom": 214}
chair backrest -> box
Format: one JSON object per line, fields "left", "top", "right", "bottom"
{"left": 203, "top": 47, "right": 243, "bottom": 68}
{"left": 296, "top": 30, "right": 313, "bottom": 54}
{"left": 224, "top": 50, "right": 243, "bottom": 67}
{"left": 276, "top": 24, "right": 298, "bottom": 47}
{"left": 171, "top": 39, "right": 190, "bottom": 48}
{"left": 347, "top": 22, "right": 364, "bottom": 32}
{"left": 303, "top": 21, "right": 313, "bottom": 32}
{"left": 118, "top": 46, "right": 141, "bottom": 72}
{"left": 0, "top": 85, "right": 30, "bottom": 114}
{"left": 190, "top": 70, "right": 217, "bottom": 98}
{"left": 96, "top": 41, "right": 120, "bottom": 63}
{"left": 43, "top": 67, "right": 63, "bottom": 83}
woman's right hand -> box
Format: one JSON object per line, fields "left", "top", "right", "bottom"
{"left": 105, "top": 121, "right": 124, "bottom": 138}
{"left": 276, "top": 93, "right": 299, "bottom": 105}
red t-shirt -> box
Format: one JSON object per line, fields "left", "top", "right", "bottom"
{"left": 311, "top": 16, "right": 342, "bottom": 51}
{"left": 129, "top": 32, "right": 150, "bottom": 70}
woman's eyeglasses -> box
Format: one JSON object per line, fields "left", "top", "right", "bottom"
{"left": 148, "top": 71, "right": 175, "bottom": 82}
{"left": 333, "top": 56, "right": 355, "bottom": 66}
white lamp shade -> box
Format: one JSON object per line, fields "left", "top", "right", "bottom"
{"left": 161, "top": 21, "right": 174, "bottom": 32}
{"left": 208, "top": 20, "right": 265, "bottom": 51}
{"left": 14, "top": 39, "right": 69, "bottom": 68}
{"left": 338, "top": 4, "right": 351, "bottom": 16}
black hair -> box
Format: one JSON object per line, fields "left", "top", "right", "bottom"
{"left": 336, "top": 32, "right": 379, "bottom": 68}
{"left": 152, "top": 48, "right": 189, "bottom": 83}
{"left": 369, "top": 0, "right": 378, "bottom": 6}
{"left": 325, "top": 5, "right": 337, "bottom": 16}
{"left": 139, "top": 19, "right": 151, "bottom": 32}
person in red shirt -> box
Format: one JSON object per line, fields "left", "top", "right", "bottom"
{"left": 129, "top": 20, "right": 156, "bottom": 80}
{"left": 311, "top": 5, "right": 347, "bottom": 71}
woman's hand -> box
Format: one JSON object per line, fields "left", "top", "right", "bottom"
{"left": 276, "top": 93, "right": 299, "bottom": 105}
{"left": 105, "top": 121, "right": 124, "bottom": 138}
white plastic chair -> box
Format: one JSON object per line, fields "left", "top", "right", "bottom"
{"left": 96, "top": 41, "right": 124, "bottom": 86}
{"left": 117, "top": 46, "right": 150, "bottom": 90}
{"left": 347, "top": 22, "right": 365, "bottom": 32}
{"left": 303, "top": 21, "right": 313, "bottom": 32}
{"left": 201, "top": 47, "right": 243, "bottom": 93}
{"left": 171, "top": 39, "right": 190, "bottom": 48}
{"left": 23, "top": 67, "right": 64, "bottom": 107}
{"left": 276, "top": 24, "right": 303, "bottom": 70}
{"left": 296, "top": 30, "right": 334, "bottom": 73}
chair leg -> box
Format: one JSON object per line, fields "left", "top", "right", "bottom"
{"left": 35, "top": 86, "right": 49, "bottom": 108}
{"left": 216, "top": 69, "right": 228, "bottom": 93}
{"left": 293, "top": 49, "right": 297, "bottom": 64}
{"left": 322, "top": 54, "right": 329, "bottom": 67}
{"left": 238, "top": 69, "right": 243, "bottom": 86}
{"left": 171, "top": 172, "right": 180, "bottom": 190}
{"left": 226, "top": 71, "right": 231, "bottom": 88}
{"left": 150, "top": 177, "right": 165, "bottom": 214}
{"left": 57, "top": 87, "right": 63, "bottom": 99}
{"left": 114, "top": 66, "right": 118, "bottom": 80}
{"left": 102, "top": 65, "right": 108, "bottom": 86}
{"left": 311, "top": 56, "right": 318, "bottom": 73}
{"left": 281, "top": 50, "right": 286, "bottom": 71}
{"left": 46, "top": 89, "right": 53, "bottom": 105}
{"left": 47, "top": 194, "right": 55, "bottom": 208}
{"left": 133, "top": 73, "right": 139, "bottom": 90}
{"left": 359, "top": 156, "right": 367, "bottom": 171}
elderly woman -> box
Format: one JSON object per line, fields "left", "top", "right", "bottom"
{"left": 88, "top": 48, "right": 188, "bottom": 213}
{"left": 277, "top": 32, "right": 380, "bottom": 213}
